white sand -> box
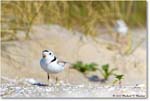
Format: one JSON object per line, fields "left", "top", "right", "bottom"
{"left": 0, "top": 77, "right": 146, "bottom": 98}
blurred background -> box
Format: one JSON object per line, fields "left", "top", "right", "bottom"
{"left": 1, "top": 1, "right": 147, "bottom": 85}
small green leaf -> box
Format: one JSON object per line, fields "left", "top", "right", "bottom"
{"left": 102, "top": 64, "right": 109, "bottom": 73}
{"left": 115, "top": 74, "right": 124, "bottom": 80}
{"left": 72, "top": 61, "right": 98, "bottom": 73}
{"left": 113, "top": 79, "right": 118, "bottom": 84}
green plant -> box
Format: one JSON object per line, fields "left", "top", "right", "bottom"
{"left": 113, "top": 74, "right": 124, "bottom": 85}
{"left": 99, "top": 64, "right": 117, "bottom": 80}
{"left": 72, "top": 61, "right": 98, "bottom": 74}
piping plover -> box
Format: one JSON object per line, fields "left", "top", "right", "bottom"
{"left": 40, "top": 50, "right": 67, "bottom": 84}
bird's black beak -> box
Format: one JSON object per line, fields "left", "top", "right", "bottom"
{"left": 43, "top": 54, "right": 46, "bottom": 58}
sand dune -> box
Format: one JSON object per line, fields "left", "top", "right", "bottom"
{"left": 1, "top": 25, "right": 146, "bottom": 84}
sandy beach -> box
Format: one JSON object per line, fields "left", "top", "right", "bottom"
{"left": 1, "top": 25, "right": 147, "bottom": 98}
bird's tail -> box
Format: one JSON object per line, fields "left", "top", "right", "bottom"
{"left": 60, "top": 61, "right": 74, "bottom": 69}
{"left": 65, "top": 61, "right": 73, "bottom": 65}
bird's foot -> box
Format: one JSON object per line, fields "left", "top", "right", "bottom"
{"left": 47, "top": 79, "right": 54, "bottom": 86}
{"left": 55, "top": 77, "right": 60, "bottom": 86}
{"left": 55, "top": 81, "right": 60, "bottom": 86}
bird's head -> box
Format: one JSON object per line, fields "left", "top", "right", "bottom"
{"left": 42, "top": 50, "right": 55, "bottom": 60}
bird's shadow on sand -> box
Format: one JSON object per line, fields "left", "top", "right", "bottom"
{"left": 32, "top": 83, "right": 48, "bottom": 87}
{"left": 31, "top": 75, "right": 105, "bottom": 87}
{"left": 87, "top": 75, "right": 106, "bottom": 83}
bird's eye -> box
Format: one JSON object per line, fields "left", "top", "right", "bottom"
{"left": 49, "top": 53, "right": 51, "bottom": 55}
